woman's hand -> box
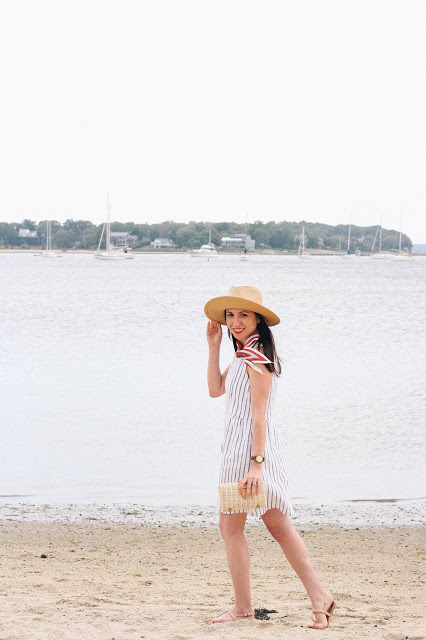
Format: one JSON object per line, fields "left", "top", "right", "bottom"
{"left": 206, "top": 321, "right": 222, "bottom": 348}
{"left": 239, "top": 464, "right": 263, "bottom": 499}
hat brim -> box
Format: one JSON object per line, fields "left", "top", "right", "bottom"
{"left": 204, "top": 296, "right": 280, "bottom": 326}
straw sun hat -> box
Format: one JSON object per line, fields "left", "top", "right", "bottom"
{"left": 204, "top": 286, "right": 280, "bottom": 327}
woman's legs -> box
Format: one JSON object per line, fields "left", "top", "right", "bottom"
{"left": 261, "top": 508, "right": 334, "bottom": 627}
{"left": 208, "top": 512, "right": 254, "bottom": 623}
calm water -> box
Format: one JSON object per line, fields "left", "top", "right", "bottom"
{"left": 0, "top": 253, "right": 425, "bottom": 506}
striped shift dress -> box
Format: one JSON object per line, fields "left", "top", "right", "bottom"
{"left": 219, "top": 354, "right": 293, "bottom": 517}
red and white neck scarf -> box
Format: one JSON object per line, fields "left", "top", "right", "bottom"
{"left": 236, "top": 331, "right": 272, "bottom": 374}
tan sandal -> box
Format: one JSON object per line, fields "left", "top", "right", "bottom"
{"left": 309, "top": 593, "right": 335, "bottom": 629}
{"left": 208, "top": 609, "right": 255, "bottom": 624}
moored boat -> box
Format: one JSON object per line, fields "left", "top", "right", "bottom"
{"left": 94, "top": 195, "right": 134, "bottom": 260}
{"left": 33, "top": 221, "right": 63, "bottom": 257}
{"left": 297, "top": 226, "right": 311, "bottom": 259}
{"left": 190, "top": 229, "right": 218, "bottom": 257}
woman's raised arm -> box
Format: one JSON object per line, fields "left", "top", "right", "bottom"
{"left": 206, "top": 321, "right": 229, "bottom": 397}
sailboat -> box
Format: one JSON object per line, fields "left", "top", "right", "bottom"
{"left": 341, "top": 217, "right": 359, "bottom": 258}
{"left": 371, "top": 220, "right": 392, "bottom": 259}
{"left": 190, "top": 228, "right": 218, "bottom": 257}
{"left": 297, "top": 226, "right": 311, "bottom": 259}
{"left": 392, "top": 219, "right": 413, "bottom": 261}
{"left": 239, "top": 247, "right": 249, "bottom": 261}
{"left": 33, "top": 221, "right": 62, "bottom": 257}
{"left": 239, "top": 213, "right": 250, "bottom": 260}
{"left": 95, "top": 194, "right": 134, "bottom": 260}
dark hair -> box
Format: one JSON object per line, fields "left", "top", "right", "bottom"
{"left": 228, "top": 314, "right": 282, "bottom": 376}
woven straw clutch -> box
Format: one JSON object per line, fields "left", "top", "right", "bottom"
{"left": 218, "top": 482, "right": 267, "bottom": 513}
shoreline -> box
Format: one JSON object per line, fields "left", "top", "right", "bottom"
{"left": 0, "top": 248, "right": 355, "bottom": 255}
{"left": 1, "top": 498, "right": 424, "bottom": 527}
{"left": 1, "top": 248, "right": 424, "bottom": 256}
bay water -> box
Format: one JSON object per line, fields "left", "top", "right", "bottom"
{"left": 0, "top": 253, "right": 424, "bottom": 507}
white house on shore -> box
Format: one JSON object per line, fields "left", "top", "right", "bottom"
{"left": 19, "top": 229, "right": 38, "bottom": 238}
{"left": 110, "top": 232, "right": 138, "bottom": 247}
{"left": 221, "top": 234, "right": 255, "bottom": 251}
{"left": 151, "top": 238, "right": 175, "bottom": 249}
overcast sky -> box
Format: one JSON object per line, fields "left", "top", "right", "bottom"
{"left": 1, "top": 0, "right": 425, "bottom": 241}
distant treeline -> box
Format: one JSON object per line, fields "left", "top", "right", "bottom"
{"left": 0, "top": 218, "right": 413, "bottom": 252}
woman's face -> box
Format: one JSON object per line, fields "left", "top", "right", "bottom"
{"left": 225, "top": 308, "right": 259, "bottom": 344}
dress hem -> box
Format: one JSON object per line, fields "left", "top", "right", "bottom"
{"left": 219, "top": 503, "right": 294, "bottom": 518}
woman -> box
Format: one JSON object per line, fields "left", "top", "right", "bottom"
{"left": 204, "top": 286, "right": 335, "bottom": 630}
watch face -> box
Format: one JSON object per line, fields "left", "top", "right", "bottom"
{"left": 255, "top": 455, "right": 264, "bottom": 463}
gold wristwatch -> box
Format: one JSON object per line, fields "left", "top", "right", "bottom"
{"left": 251, "top": 455, "right": 265, "bottom": 463}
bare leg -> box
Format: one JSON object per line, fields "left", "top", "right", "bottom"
{"left": 261, "top": 508, "right": 334, "bottom": 628}
{"left": 208, "top": 512, "right": 255, "bottom": 624}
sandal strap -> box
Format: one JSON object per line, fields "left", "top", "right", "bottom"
{"left": 312, "top": 608, "right": 329, "bottom": 615}
{"left": 310, "top": 595, "right": 335, "bottom": 629}
{"left": 211, "top": 609, "right": 254, "bottom": 623}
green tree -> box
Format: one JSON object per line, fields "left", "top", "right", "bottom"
{"left": 157, "top": 222, "right": 179, "bottom": 241}
{"left": 37, "top": 220, "right": 62, "bottom": 238}
{"left": 324, "top": 235, "right": 343, "bottom": 250}
{"left": 269, "top": 227, "right": 292, "bottom": 249}
{"left": 81, "top": 226, "right": 102, "bottom": 249}
{"left": 21, "top": 219, "right": 37, "bottom": 231}
{"left": 0, "top": 223, "right": 16, "bottom": 246}
{"left": 63, "top": 219, "right": 94, "bottom": 233}
{"left": 306, "top": 232, "right": 319, "bottom": 249}
{"left": 215, "top": 222, "right": 232, "bottom": 235}
{"left": 209, "top": 228, "right": 221, "bottom": 245}
{"left": 110, "top": 221, "right": 136, "bottom": 232}
{"left": 175, "top": 225, "right": 198, "bottom": 248}
{"left": 53, "top": 230, "right": 76, "bottom": 249}
{"left": 133, "top": 224, "right": 152, "bottom": 241}
{"left": 253, "top": 227, "right": 270, "bottom": 246}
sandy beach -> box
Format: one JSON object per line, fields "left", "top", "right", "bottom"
{"left": 1, "top": 503, "right": 424, "bottom": 640}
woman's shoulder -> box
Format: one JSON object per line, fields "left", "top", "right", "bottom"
{"left": 246, "top": 361, "right": 273, "bottom": 378}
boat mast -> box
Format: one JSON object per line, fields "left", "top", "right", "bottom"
{"left": 378, "top": 216, "right": 383, "bottom": 253}
{"left": 106, "top": 193, "right": 111, "bottom": 251}
{"left": 347, "top": 216, "right": 351, "bottom": 253}
{"left": 371, "top": 225, "right": 379, "bottom": 254}
{"left": 298, "top": 226, "right": 304, "bottom": 254}
{"left": 97, "top": 224, "right": 106, "bottom": 251}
